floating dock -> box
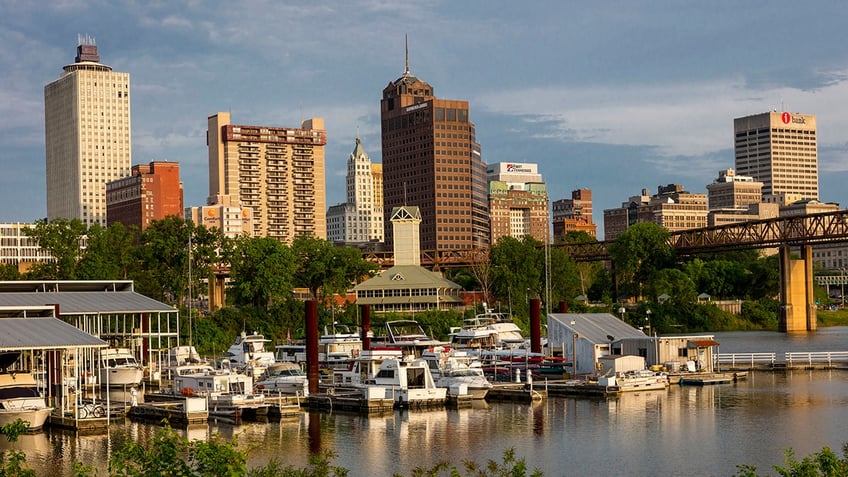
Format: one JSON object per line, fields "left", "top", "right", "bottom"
{"left": 486, "top": 383, "right": 546, "bottom": 402}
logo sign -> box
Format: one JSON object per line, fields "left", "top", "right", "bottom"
{"left": 781, "top": 112, "right": 791, "bottom": 124}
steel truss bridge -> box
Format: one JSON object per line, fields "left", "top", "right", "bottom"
{"left": 365, "top": 210, "right": 848, "bottom": 267}
{"left": 361, "top": 210, "right": 848, "bottom": 333}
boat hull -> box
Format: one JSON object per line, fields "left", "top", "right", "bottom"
{"left": 99, "top": 367, "right": 144, "bottom": 387}
{"left": 0, "top": 407, "right": 53, "bottom": 431}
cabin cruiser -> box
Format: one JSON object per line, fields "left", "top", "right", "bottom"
{"left": 449, "top": 309, "right": 525, "bottom": 351}
{"left": 98, "top": 348, "right": 144, "bottom": 387}
{"left": 168, "top": 363, "right": 267, "bottom": 418}
{"left": 0, "top": 372, "right": 53, "bottom": 431}
{"left": 223, "top": 331, "right": 276, "bottom": 379}
{"left": 421, "top": 348, "right": 492, "bottom": 399}
{"left": 254, "top": 362, "right": 308, "bottom": 396}
{"left": 598, "top": 369, "right": 669, "bottom": 392}
{"left": 319, "top": 323, "right": 362, "bottom": 369}
{"left": 331, "top": 348, "right": 446, "bottom": 407}
{"left": 370, "top": 320, "right": 447, "bottom": 357}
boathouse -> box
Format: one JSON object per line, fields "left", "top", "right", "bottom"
{"left": 547, "top": 313, "right": 649, "bottom": 375}
{"left": 354, "top": 207, "right": 463, "bottom": 313}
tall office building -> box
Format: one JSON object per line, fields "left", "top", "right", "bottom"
{"left": 734, "top": 111, "right": 818, "bottom": 204}
{"left": 207, "top": 112, "right": 327, "bottom": 242}
{"left": 326, "top": 136, "right": 384, "bottom": 245}
{"left": 380, "top": 50, "right": 489, "bottom": 251}
{"left": 106, "top": 161, "right": 183, "bottom": 230}
{"left": 486, "top": 162, "right": 549, "bottom": 244}
{"left": 44, "top": 36, "right": 132, "bottom": 226}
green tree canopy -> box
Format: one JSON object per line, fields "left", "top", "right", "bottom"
{"left": 227, "top": 236, "right": 296, "bottom": 308}
{"left": 608, "top": 222, "right": 673, "bottom": 300}
{"left": 23, "top": 218, "right": 88, "bottom": 279}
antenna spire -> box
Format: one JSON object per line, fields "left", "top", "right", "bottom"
{"left": 404, "top": 34, "right": 410, "bottom": 75}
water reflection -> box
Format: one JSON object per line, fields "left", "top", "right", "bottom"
{"left": 17, "top": 328, "right": 848, "bottom": 476}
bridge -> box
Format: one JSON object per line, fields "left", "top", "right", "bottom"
{"left": 360, "top": 210, "right": 848, "bottom": 333}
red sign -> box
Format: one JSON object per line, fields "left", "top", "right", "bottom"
{"left": 781, "top": 112, "right": 791, "bottom": 124}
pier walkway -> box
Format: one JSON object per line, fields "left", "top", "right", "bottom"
{"left": 716, "top": 351, "right": 848, "bottom": 370}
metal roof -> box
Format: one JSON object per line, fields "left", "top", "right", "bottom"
{"left": 548, "top": 313, "right": 647, "bottom": 344}
{"left": 0, "top": 291, "right": 175, "bottom": 314}
{"left": 0, "top": 317, "right": 107, "bottom": 350}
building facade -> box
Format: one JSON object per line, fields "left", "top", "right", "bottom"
{"left": 734, "top": 111, "right": 818, "bottom": 204}
{"left": 486, "top": 162, "right": 549, "bottom": 244}
{"left": 44, "top": 37, "right": 132, "bottom": 226}
{"left": 0, "top": 223, "right": 54, "bottom": 271}
{"left": 604, "top": 185, "right": 707, "bottom": 240}
{"left": 106, "top": 161, "right": 183, "bottom": 230}
{"left": 185, "top": 205, "right": 253, "bottom": 238}
{"left": 552, "top": 189, "right": 596, "bottom": 239}
{"left": 326, "top": 137, "right": 384, "bottom": 245}
{"left": 705, "top": 169, "right": 763, "bottom": 211}
{"left": 207, "top": 112, "right": 327, "bottom": 242}
{"left": 380, "top": 56, "right": 489, "bottom": 251}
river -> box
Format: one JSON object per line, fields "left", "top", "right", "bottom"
{"left": 6, "top": 327, "right": 848, "bottom": 476}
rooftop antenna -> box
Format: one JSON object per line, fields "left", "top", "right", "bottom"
{"left": 404, "top": 34, "right": 410, "bottom": 76}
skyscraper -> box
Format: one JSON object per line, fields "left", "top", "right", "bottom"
{"left": 206, "top": 112, "right": 327, "bottom": 242}
{"left": 44, "top": 36, "right": 131, "bottom": 226}
{"left": 380, "top": 47, "right": 489, "bottom": 251}
{"left": 326, "top": 136, "right": 384, "bottom": 245}
{"left": 734, "top": 111, "right": 818, "bottom": 204}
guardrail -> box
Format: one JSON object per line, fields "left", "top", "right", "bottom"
{"left": 716, "top": 351, "right": 848, "bottom": 369}
{"left": 786, "top": 351, "right": 848, "bottom": 367}
{"left": 715, "top": 353, "right": 777, "bottom": 368}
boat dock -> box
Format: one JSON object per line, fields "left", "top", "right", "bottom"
{"left": 486, "top": 383, "right": 546, "bottom": 402}
{"left": 674, "top": 371, "right": 747, "bottom": 385}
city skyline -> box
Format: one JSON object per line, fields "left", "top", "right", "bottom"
{"left": 3, "top": 2, "right": 848, "bottom": 238}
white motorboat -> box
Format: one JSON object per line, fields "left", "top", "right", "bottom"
{"left": 365, "top": 356, "right": 447, "bottom": 407}
{"left": 332, "top": 348, "right": 404, "bottom": 387}
{"left": 421, "top": 348, "right": 492, "bottom": 399}
{"left": 98, "top": 348, "right": 144, "bottom": 387}
{"left": 254, "top": 362, "right": 308, "bottom": 396}
{"left": 371, "top": 320, "right": 447, "bottom": 357}
{"left": 169, "top": 364, "right": 268, "bottom": 418}
{"left": 449, "top": 309, "right": 525, "bottom": 351}
{"left": 598, "top": 370, "right": 669, "bottom": 392}
{"left": 319, "top": 324, "right": 362, "bottom": 368}
{"left": 223, "top": 331, "right": 276, "bottom": 379}
{"left": 0, "top": 372, "right": 54, "bottom": 431}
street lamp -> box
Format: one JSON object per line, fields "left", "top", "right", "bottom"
{"left": 617, "top": 306, "right": 626, "bottom": 323}
{"left": 645, "top": 309, "right": 652, "bottom": 334}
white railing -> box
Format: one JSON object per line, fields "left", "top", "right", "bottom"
{"left": 785, "top": 351, "right": 848, "bottom": 367}
{"left": 715, "top": 353, "right": 777, "bottom": 368}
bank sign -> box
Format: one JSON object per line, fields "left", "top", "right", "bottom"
{"left": 506, "top": 163, "right": 533, "bottom": 173}
{"left": 781, "top": 112, "right": 806, "bottom": 125}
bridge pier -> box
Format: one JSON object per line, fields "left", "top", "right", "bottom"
{"left": 208, "top": 272, "right": 227, "bottom": 312}
{"left": 778, "top": 245, "right": 817, "bottom": 332}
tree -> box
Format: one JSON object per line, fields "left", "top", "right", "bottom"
{"left": 77, "top": 222, "right": 139, "bottom": 280}
{"left": 467, "top": 247, "right": 495, "bottom": 306}
{"left": 291, "top": 236, "right": 376, "bottom": 305}
{"left": 22, "top": 218, "right": 88, "bottom": 279}
{"left": 135, "top": 217, "right": 223, "bottom": 305}
{"left": 643, "top": 268, "right": 696, "bottom": 305}
{"left": 227, "top": 236, "right": 296, "bottom": 308}
{"left": 608, "top": 223, "right": 673, "bottom": 300}
{"left": 490, "top": 236, "right": 545, "bottom": 312}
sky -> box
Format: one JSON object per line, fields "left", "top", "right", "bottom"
{"left": 3, "top": 1, "right": 848, "bottom": 239}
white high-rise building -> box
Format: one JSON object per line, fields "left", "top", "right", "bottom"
{"left": 44, "top": 36, "right": 131, "bottom": 226}
{"left": 734, "top": 111, "right": 818, "bottom": 205}
{"left": 326, "top": 136, "right": 383, "bottom": 245}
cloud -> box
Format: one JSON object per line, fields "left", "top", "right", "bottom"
{"left": 474, "top": 70, "right": 848, "bottom": 161}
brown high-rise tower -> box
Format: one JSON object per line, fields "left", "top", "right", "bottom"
{"left": 380, "top": 43, "right": 489, "bottom": 251}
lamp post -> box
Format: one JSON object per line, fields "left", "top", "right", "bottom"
{"left": 645, "top": 309, "right": 652, "bottom": 334}
{"left": 840, "top": 268, "right": 846, "bottom": 308}
{"left": 617, "top": 306, "right": 626, "bottom": 323}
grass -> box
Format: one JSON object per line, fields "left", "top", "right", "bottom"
{"left": 817, "top": 308, "right": 848, "bottom": 327}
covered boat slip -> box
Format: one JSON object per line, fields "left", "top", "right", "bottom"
{"left": 0, "top": 305, "right": 108, "bottom": 428}
{"left": 0, "top": 280, "right": 181, "bottom": 385}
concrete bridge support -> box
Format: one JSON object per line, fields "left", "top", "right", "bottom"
{"left": 208, "top": 272, "right": 227, "bottom": 312}
{"left": 778, "top": 245, "right": 817, "bottom": 332}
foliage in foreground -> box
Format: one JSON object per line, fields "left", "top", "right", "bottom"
{"left": 1, "top": 419, "right": 540, "bottom": 477}
{"left": 735, "top": 443, "right": 848, "bottom": 477}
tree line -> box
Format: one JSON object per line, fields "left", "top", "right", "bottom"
{"left": 0, "top": 217, "right": 797, "bottom": 353}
